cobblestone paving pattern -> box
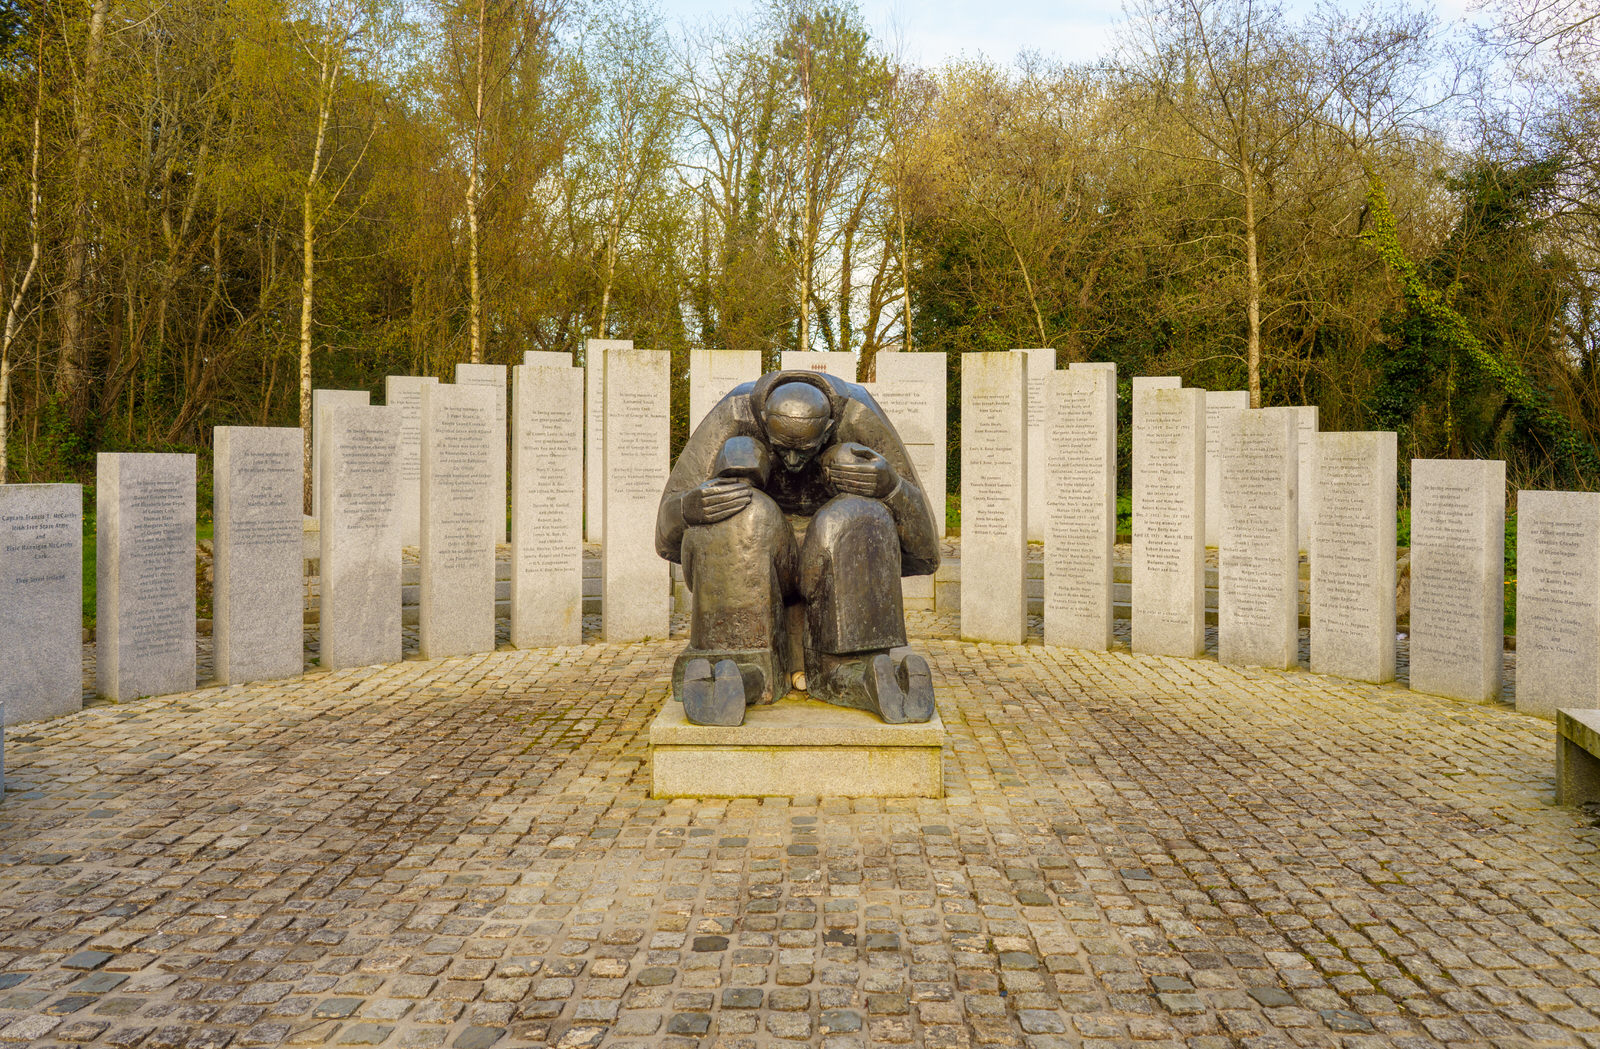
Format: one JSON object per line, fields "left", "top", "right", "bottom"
{"left": 10, "top": 634, "right": 1584, "bottom": 1049}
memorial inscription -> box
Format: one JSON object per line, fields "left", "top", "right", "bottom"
{"left": 1216, "top": 408, "right": 1297, "bottom": 669}
{"left": 1045, "top": 365, "right": 1115, "bottom": 650}
{"left": 1132, "top": 387, "right": 1205, "bottom": 658}
{"left": 1517, "top": 490, "right": 1600, "bottom": 716}
{"left": 512, "top": 364, "right": 584, "bottom": 646}
{"left": 1309, "top": 432, "right": 1396, "bottom": 683}
{"left": 214, "top": 427, "right": 303, "bottom": 685}
{"left": 421, "top": 385, "right": 497, "bottom": 659}
{"left": 1409, "top": 458, "right": 1505, "bottom": 702}
{"left": 0, "top": 484, "right": 82, "bottom": 724}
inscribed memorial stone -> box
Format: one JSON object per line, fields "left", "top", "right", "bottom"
{"left": 873, "top": 352, "right": 947, "bottom": 538}
{"left": 960, "top": 352, "right": 1028, "bottom": 644}
{"left": 214, "top": 427, "right": 303, "bottom": 685}
{"left": 0, "top": 484, "right": 81, "bottom": 724}
{"left": 1204, "top": 391, "right": 1250, "bottom": 547}
{"left": 312, "top": 389, "right": 369, "bottom": 518}
{"left": 1516, "top": 490, "right": 1600, "bottom": 717}
{"left": 384, "top": 375, "right": 438, "bottom": 547}
{"left": 585, "top": 339, "right": 632, "bottom": 543}
{"left": 602, "top": 348, "right": 671, "bottom": 641}
{"left": 319, "top": 405, "right": 403, "bottom": 670}
{"left": 454, "top": 363, "right": 508, "bottom": 543}
{"left": 1409, "top": 458, "right": 1505, "bottom": 702}
{"left": 689, "top": 349, "right": 762, "bottom": 432}
{"left": 1132, "top": 387, "right": 1205, "bottom": 658}
{"left": 1045, "top": 364, "right": 1116, "bottom": 649}
{"left": 1310, "top": 432, "right": 1397, "bottom": 683}
{"left": 1016, "top": 348, "right": 1055, "bottom": 542}
{"left": 1216, "top": 408, "right": 1298, "bottom": 669}
{"left": 97, "top": 453, "right": 196, "bottom": 701}
{"left": 780, "top": 350, "right": 856, "bottom": 377}
{"left": 1295, "top": 406, "right": 1319, "bottom": 550}
{"left": 512, "top": 363, "right": 584, "bottom": 646}
{"left": 420, "top": 383, "right": 498, "bottom": 659}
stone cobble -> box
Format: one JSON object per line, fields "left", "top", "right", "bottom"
{"left": 7, "top": 629, "right": 1588, "bottom": 1049}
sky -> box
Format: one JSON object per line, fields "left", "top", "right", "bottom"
{"left": 652, "top": 0, "right": 1488, "bottom": 67}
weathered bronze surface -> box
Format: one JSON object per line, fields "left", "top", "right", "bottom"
{"left": 657, "top": 370, "right": 940, "bottom": 726}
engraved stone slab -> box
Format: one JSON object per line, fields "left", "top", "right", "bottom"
{"left": 0, "top": 484, "right": 82, "bottom": 724}
{"left": 1295, "top": 406, "right": 1319, "bottom": 551}
{"left": 1132, "top": 375, "right": 1181, "bottom": 393}
{"left": 1045, "top": 364, "right": 1116, "bottom": 649}
{"left": 602, "top": 347, "right": 671, "bottom": 641}
{"left": 420, "top": 383, "right": 498, "bottom": 659}
{"left": 585, "top": 339, "right": 633, "bottom": 543}
{"left": 780, "top": 350, "right": 856, "bottom": 378}
{"left": 1516, "top": 490, "right": 1600, "bottom": 717}
{"left": 97, "top": 453, "right": 196, "bottom": 701}
{"left": 1016, "top": 348, "right": 1055, "bottom": 542}
{"left": 1410, "top": 458, "right": 1505, "bottom": 702}
{"left": 1132, "top": 387, "right": 1206, "bottom": 658}
{"left": 1310, "top": 432, "right": 1397, "bottom": 683}
{"left": 873, "top": 352, "right": 947, "bottom": 538}
{"left": 960, "top": 351, "right": 1028, "bottom": 643}
{"left": 1217, "top": 408, "right": 1298, "bottom": 669}
{"left": 512, "top": 363, "right": 584, "bottom": 646}
{"left": 454, "top": 363, "right": 508, "bottom": 543}
{"left": 312, "top": 389, "right": 369, "bottom": 519}
{"left": 214, "top": 427, "right": 303, "bottom": 685}
{"left": 1204, "top": 391, "right": 1250, "bottom": 547}
{"left": 384, "top": 375, "right": 438, "bottom": 548}
{"left": 689, "top": 349, "right": 762, "bottom": 432}
{"left": 319, "top": 405, "right": 403, "bottom": 670}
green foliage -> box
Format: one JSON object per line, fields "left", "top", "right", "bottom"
{"left": 1364, "top": 172, "right": 1600, "bottom": 482}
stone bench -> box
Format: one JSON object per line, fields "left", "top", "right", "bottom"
{"left": 1557, "top": 709, "right": 1600, "bottom": 804}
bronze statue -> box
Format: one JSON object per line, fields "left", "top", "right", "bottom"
{"left": 657, "top": 369, "right": 940, "bottom": 726}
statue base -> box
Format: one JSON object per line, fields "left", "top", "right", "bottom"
{"left": 648, "top": 695, "right": 944, "bottom": 798}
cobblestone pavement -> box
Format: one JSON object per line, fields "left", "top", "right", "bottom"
{"left": 9, "top": 628, "right": 1586, "bottom": 1049}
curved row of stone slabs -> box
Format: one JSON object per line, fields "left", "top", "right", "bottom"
{"left": 0, "top": 347, "right": 1586, "bottom": 735}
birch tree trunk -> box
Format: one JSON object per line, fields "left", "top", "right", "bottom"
{"left": 299, "top": 46, "right": 337, "bottom": 513}
{"left": 466, "top": 0, "right": 487, "bottom": 364}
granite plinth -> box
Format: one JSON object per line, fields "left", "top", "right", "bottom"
{"left": 649, "top": 696, "right": 945, "bottom": 798}
{"left": 1558, "top": 708, "right": 1600, "bottom": 805}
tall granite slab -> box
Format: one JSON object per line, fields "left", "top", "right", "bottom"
{"left": 1516, "top": 490, "right": 1600, "bottom": 717}
{"left": 319, "top": 405, "right": 404, "bottom": 670}
{"left": 214, "top": 427, "right": 303, "bottom": 685}
{"left": 602, "top": 348, "right": 671, "bottom": 642}
{"left": 779, "top": 350, "right": 856, "bottom": 378}
{"left": 0, "top": 484, "right": 82, "bottom": 724}
{"left": 1132, "top": 387, "right": 1206, "bottom": 658}
{"left": 1295, "top": 406, "right": 1319, "bottom": 550}
{"left": 1310, "top": 432, "right": 1397, "bottom": 683}
{"left": 454, "top": 363, "right": 509, "bottom": 543}
{"left": 1216, "top": 408, "right": 1299, "bottom": 669}
{"left": 960, "top": 352, "right": 1028, "bottom": 643}
{"left": 873, "top": 352, "right": 948, "bottom": 538}
{"left": 312, "top": 389, "right": 369, "bottom": 518}
{"left": 1016, "top": 348, "right": 1055, "bottom": 542}
{"left": 1045, "top": 364, "right": 1116, "bottom": 649}
{"left": 384, "top": 375, "right": 438, "bottom": 548}
{"left": 523, "top": 350, "right": 572, "bottom": 368}
{"left": 1204, "top": 390, "right": 1250, "bottom": 547}
{"left": 97, "top": 453, "right": 196, "bottom": 701}
{"left": 420, "top": 383, "right": 498, "bottom": 659}
{"left": 512, "top": 363, "right": 584, "bottom": 646}
{"left": 689, "top": 349, "right": 762, "bottom": 432}
{"left": 585, "top": 338, "right": 633, "bottom": 543}
{"left": 1409, "top": 458, "right": 1505, "bottom": 702}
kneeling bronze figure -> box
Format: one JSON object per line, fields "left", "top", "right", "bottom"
{"left": 656, "top": 369, "right": 941, "bottom": 725}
